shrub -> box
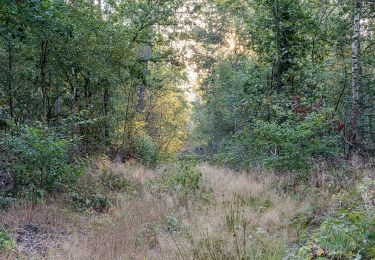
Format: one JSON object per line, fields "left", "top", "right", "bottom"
{"left": 133, "top": 135, "right": 159, "bottom": 167}
{"left": 99, "top": 169, "right": 132, "bottom": 192}
{"left": 295, "top": 179, "right": 375, "bottom": 259}
{"left": 68, "top": 161, "right": 138, "bottom": 212}
{"left": 2, "top": 126, "right": 81, "bottom": 203}
{"left": 151, "top": 160, "right": 213, "bottom": 205}
{"left": 0, "top": 230, "right": 15, "bottom": 253}
{"left": 253, "top": 109, "right": 340, "bottom": 172}
{"left": 68, "top": 169, "right": 112, "bottom": 212}
{"left": 152, "top": 160, "right": 203, "bottom": 197}
{"left": 0, "top": 195, "right": 16, "bottom": 210}
{"left": 69, "top": 191, "right": 111, "bottom": 213}
{"left": 296, "top": 211, "right": 375, "bottom": 259}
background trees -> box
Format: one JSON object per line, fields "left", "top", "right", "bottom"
{"left": 193, "top": 0, "right": 375, "bottom": 171}
{"left": 0, "top": 0, "right": 374, "bottom": 177}
{"left": 0, "top": 0, "right": 188, "bottom": 162}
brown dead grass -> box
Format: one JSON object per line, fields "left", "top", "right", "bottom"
{"left": 0, "top": 201, "right": 78, "bottom": 259}
{"left": 175, "top": 164, "right": 308, "bottom": 259}
{"left": 2, "top": 161, "right": 310, "bottom": 260}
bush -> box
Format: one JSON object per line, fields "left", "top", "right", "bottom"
{"left": 133, "top": 135, "right": 160, "bottom": 167}
{"left": 0, "top": 230, "right": 15, "bottom": 253}
{"left": 253, "top": 109, "right": 340, "bottom": 172}
{"left": 153, "top": 161, "right": 202, "bottom": 196}
{"left": 151, "top": 160, "right": 212, "bottom": 204}
{"left": 0, "top": 195, "right": 16, "bottom": 210}
{"left": 100, "top": 170, "right": 132, "bottom": 192}
{"left": 68, "top": 161, "right": 138, "bottom": 212}
{"left": 295, "top": 178, "right": 375, "bottom": 259}
{"left": 2, "top": 126, "right": 82, "bottom": 203}
{"left": 68, "top": 168, "right": 111, "bottom": 212}
{"left": 296, "top": 211, "right": 375, "bottom": 259}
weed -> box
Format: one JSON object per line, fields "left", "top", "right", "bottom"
{"left": 0, "top": 230, "right": 15, "bottom": 253}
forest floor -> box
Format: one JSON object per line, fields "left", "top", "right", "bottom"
{"left": 0, "top": 159, "right": 373, "bottom": 259}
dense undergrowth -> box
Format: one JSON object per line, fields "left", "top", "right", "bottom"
{"left": 1, "top": 0, "right": 374, "bottom": 259}
{"left": 0, "top": 126, "right": 374, "bottom": 259}
{"left": 1, "top": 149, "right": 374, "bottom": 259}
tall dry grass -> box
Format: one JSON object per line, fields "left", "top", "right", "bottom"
{"left": 45, "top": 162, "right": 308, "bottom": 260}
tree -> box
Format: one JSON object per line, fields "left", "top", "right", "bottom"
{"left": 0, "top": 0, "right": 188, "bottom": 161}
{"left": 347, "top": 0, "right": 362, "bottom": 161}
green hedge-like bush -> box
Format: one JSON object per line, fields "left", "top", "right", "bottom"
{"left": 133, "top": 135, "right": 160, "bottom": 167}
{"left": 2, "top": 126, "right": 82, "bottom": 203}
{"left": 0, "top": 230, "right": 15, "bottom": 253}
{"left": 295, "top": 179, "right": 375, "bottom": 259}
{"left": 151, "top": 160, "right": 208, "bottom": 199}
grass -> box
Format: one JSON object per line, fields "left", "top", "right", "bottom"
{"left": 48, "top": 162, "right": 307, "bottom": 259}
{"left": 1, "top": 159, "right": 373, "bottom": 259}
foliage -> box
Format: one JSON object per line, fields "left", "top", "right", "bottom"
{"left": 195, "top": 56, "right": 341, "bottom": 172}
{"left": 192, "top": 0, "right": 373, "bottom": 172}
{"left": 295, "top": 178, "right": 375, "bottom": 259}
{"left": 2, "top": 126, "right": 81, "bottom": 203}
{"left": 99, "top": 169, "right": 132, "bottom": 192}
{"left": 252, "top": 110, "right": 340, "bottom": 172}
{"left": 0, "top": 230, "right": 15, "bottom": 253}
{"left": 133, "top": 134, "right": 160, "bottom": 167}
{"left": 0, "top": 0, "right": 189, "bottom": 162}
{"left": 68, "top": 160, "right": 141, "bottom": 212}
{"left": 296, "top": 210, "right": 375, "bottom": 259}
{"left": 166, "top": 214, "right": 181, "bottom": 233}
{"left": 151, "top": 160, "right": 212, "bottom": 204}
{"left": 0, "top": 194, "right": 17, "bottom": 211}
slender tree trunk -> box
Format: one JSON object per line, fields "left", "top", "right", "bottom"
{"left": 105, "top": 0, "right": 109, "bottom": 19}
{"left": 70, "top": 66, "right": 77, "bottom": 112}
{"left": 347, "top": 0, "right": 361, "bottom": 161}
{"left": 84, "top": 73, "right": 91, "bottom": 110}
{"left": 40, "top": 39, "right": 49, "bottom": 123}
{"left": 7, "top": 41, "right": 14, "bottom": 121}
{"left": 274, "top": 57, "right": 282, "bottom": 94}
{"left": 98, "top": 0, "right": 101, "bottom": 14}
{"left": 81, "top": 74, "right": 91, "bottom": 151}
{"left": 103, "top": 0, "right": 110, "bottom": 146}
{"left": 103, "top": 85, "right": 110, "bottom": 146}
{"left": 55, "top": 84, "right": 61, "bottom": 125}
{"left": 137, "top": 42, "right": 151, "bottom": 113}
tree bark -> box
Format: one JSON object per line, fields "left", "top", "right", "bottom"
{"left": 137, "top": 43, "right": 151, "bottom": 113}
{"left": 84, "top": 73, "right": 92, "bottom": 110}
{"left": 7, "top": 41, "right": 14, "bottom": 121}
{"left": 103, "top": 85, "right": 110, "bottom": 146}
{"left": 40, "top": 39, "right": 49, "bottom": 123}
{"left": 347, "top": 0, "right": 362, "bottom": 161}
{"left": 70, "top": 66, "right": 78, "bottom": 112}
{"left": 55, "top": 84, "right": 61, "bottom": 125}
{"left": 103, "top": 0, "right": 110, "bottom": 146}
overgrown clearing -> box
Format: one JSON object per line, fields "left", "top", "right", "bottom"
{"left": 1, "top": 0, "right": 375, "bottom": 259}
{"left": 1, "top": 159, "right": 374, "bottom": 259}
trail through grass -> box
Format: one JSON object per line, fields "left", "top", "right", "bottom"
{"left": 3, "top": 160, "right": 372, "bottom": 259}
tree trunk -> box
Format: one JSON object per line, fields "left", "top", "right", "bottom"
{"left": 103, "top": 85, "right": 110, "bottom": 146}
{"left": 7, "top": 41, "right": 14, "bottom": 121}
{"left": 84, "top": 73, "right": 92, "bottom": 110}
{"left": 70, "top": 66, "right": 77, "bottom": 112}
{"left": 40, "top": 39, "right": 49, "bottom": 123}
{"left": 103, "top": 0, "right": 110, "bottom": 146}
{"left": 137, "top": 43, "right": 151, "bottom": 113}
{"left": 347, "top": 0, "right": 361, "bottom": 161}
{"left": 274, "top": 57, "right": 282, "bottom": 94}
{"left": 55, "top": 84, "right": 61, "bottom": 125}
